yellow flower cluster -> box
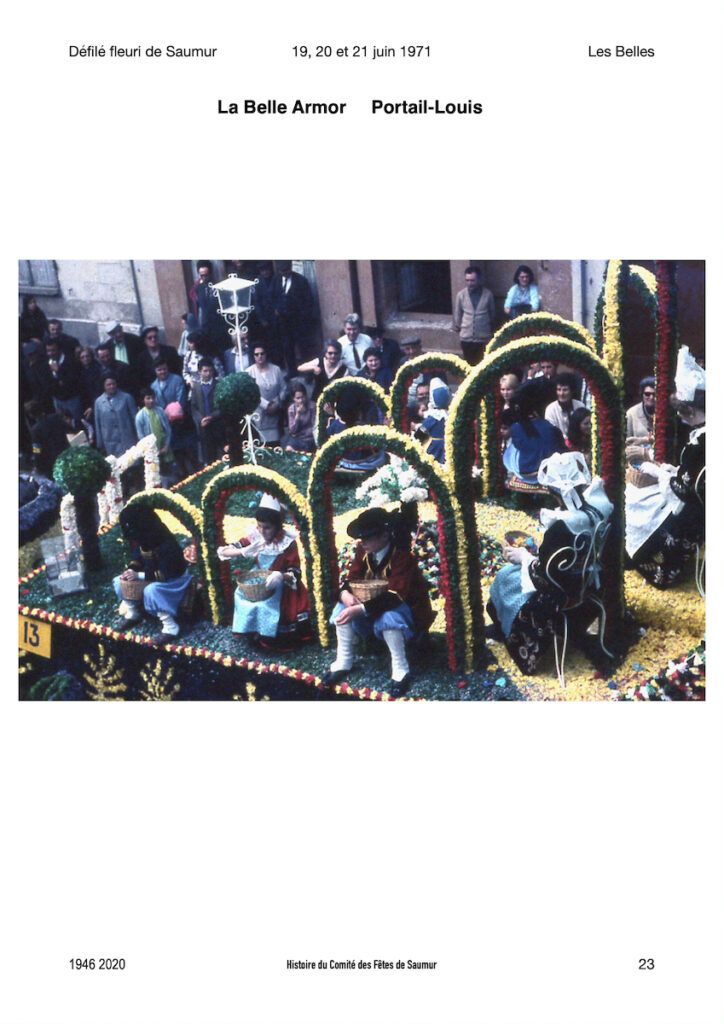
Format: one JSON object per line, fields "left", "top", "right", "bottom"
{"left": 602, "top": 259, "right": 625, "bottom": 387}
{"left": 629, "top": 264, "right": 657, "bottom": 298}
{"left": 489, "top": 312, "right": 596, "bottom": 353}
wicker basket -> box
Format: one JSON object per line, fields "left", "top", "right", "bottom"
{"left": 119, "top": 577, "right": 149, "bottom": 601}
{"left": 235, "top": 571, "right": 270, "bottom": 602}
{"left": 348, "top": 579, "right": 389, "bottom": 602}
{"left": 626, "top": 466, "right": 659, "bottom": 489}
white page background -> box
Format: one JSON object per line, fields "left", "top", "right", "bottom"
{"left": 2, "top": 2, "right": 722, "bottom": 1022}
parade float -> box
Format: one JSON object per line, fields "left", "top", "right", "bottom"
{"left": 18, "top": 262, "right": 704, "bottom": 701}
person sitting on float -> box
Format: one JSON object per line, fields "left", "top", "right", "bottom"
{"left": 502, "top": 378, "right": 567, "bottom": 485}
{"left": 325, "top": 389, "right": 386, "bottom": 472}
{"left": 323, "top": 507, "right": 434, "bottom": 697}
{"left": 626, "top": 347, "right": 705, "bottom": 590}
{"left": 414, "top": 377, "right": 451, "bottom": 464}
{"left": 487, "top": 451, "right": 613, "bottom": 675}
{"left": 113, "top": 504, "right": 193, "bottom": 641}
{"left": 216, "top": 495, "right": 311, "bottom": 648}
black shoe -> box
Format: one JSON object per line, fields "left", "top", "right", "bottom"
{"left": 157, "top": 632, "right": 181, "bottom": 644}
{"left": 321, "top": 666, "right": 353, "bottom": 686}
{"left": 114, "top": 616, "right": 141, "bottom": 632}
{"left": 388, "top": 674, "right": 411, "bottom": 699}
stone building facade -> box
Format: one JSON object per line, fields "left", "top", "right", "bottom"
{"left": 20, "top": 260, "right": 704, "bottom": 375}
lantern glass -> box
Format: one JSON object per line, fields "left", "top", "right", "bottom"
{"left": 213, "top": 274, "right": 256, "bottom": 318}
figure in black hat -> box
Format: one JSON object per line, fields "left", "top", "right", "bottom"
{"left": 323, "top": 507, "right": 434, "bottom": 696}
{"left": 113, "top": 504, "right": 192, "bottom": 641}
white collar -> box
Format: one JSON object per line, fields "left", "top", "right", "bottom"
{"left": 243, "top": 526, "right": 296, "bottom": 559}
{"left": 371, "top": 543, "right": 390, "bottom": 566}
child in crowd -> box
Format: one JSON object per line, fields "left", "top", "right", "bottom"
{"left": 280, "top": 381, "right": 315, "bottom": 453}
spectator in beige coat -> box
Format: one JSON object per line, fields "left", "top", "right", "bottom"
{"left": 452, "top": 266, "right": 496, "bottom": 366}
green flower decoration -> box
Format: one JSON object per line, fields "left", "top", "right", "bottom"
{"left": 213, "top": 372, "right": 261, "bottom": 418}
{"left": 53, "top": 446, "right": 111, "bottom": 497}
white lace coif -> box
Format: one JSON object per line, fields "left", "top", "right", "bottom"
{"left": 674, "top": 345, "right": 706, "bottom": 402}
{"left": 537, "top": 451, "right": 591, "bottom": 510}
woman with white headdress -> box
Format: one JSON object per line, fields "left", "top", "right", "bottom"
{"left": 414, "top": 377, "right": 450, "bottom": 464}
{"left": 217, "top": 494, "right": 311, "bottom": 647}
{"left": 626, "top": 347, "right": 705, "bottom": 590}
{"left": 487, "top": 451, "right": 613, "bottom": 674}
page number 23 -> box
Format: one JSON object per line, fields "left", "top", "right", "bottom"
{"left": 638, "top": 958, "right": 655, "bottom": 970}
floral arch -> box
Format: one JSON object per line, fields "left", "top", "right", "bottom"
{"left": 446, "top": 336, "right": 626, "bottom": 663}
{"left": 388, "top": 352, "right": 470, "bottom": 433}
{"left": 122, "top": 489, "right": 209, "bottom": 614}
{"left": 314, "top": 377, "right": 390, "bottom": 447}
{"left": 488, "top": 312, "right": 596, "bottom": 354}
{"left": 307, "top": 424, "right": 473, "bottom": 671}
{"left": 200, "top": 466, "right": 312, "bottom": 625}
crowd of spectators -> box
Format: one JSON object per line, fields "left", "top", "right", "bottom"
{"left": 18, "top": 261, "right": 693, "bottom": 506}
{"left": 19, "top": 262, "right": 459, "bottom": 490}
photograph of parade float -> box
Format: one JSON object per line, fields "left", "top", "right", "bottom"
{"left": 18, "top": 260, "right": 705, "bottom": 701}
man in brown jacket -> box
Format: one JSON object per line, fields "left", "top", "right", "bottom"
{"left": 452, "top": 266, "right": 496, "bottom": 365}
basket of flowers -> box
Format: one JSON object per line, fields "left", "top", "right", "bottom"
{"left": 347, "top": 579, "right": 389, "bottom": 602}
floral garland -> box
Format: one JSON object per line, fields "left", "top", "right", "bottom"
{"left": 446, "top": 336, "right": 626, "bottom": 660}
{"left": 629, "top": 264, "right": 658, "bottom": 307}
{"left": 615, "top": 643, "right": 704, "bottom": 701}
{"left": 654, "top": 261, "right": 678, "bottom": 463}
{"left": 170, "top": 460, "right": 223, "bottom": 492}
{"left": 200, "top": 465, "right": 312, "bottom": 626}
{"left": 17, "top": 602, "right": 419, "bottom": 700}
{"left": 601, "top": 259, "right": 628, "bottom": 388}
{"left": 98, "top": 435, "right": 161, "bottom": 527}
{"left": 307, "top": 424, "right": 473, "bottom": 671}
{"left": 488, "top": 312, "right": 596, "bottom": 354}
{"left": 59, "top": 493, "right": 81, "bottom": 552}
{"left": 388, "top": 352, "right": 469, "bottom": 434}
{"left": 314, "top": 376, "right": 391, "bottom": 448}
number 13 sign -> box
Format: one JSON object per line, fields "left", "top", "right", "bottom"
{"left": 18, "top": 616, "right": 52, "bottom": 659}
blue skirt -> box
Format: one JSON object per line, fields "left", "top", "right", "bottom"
{"left": 489, "top": 564, "right": 533, "bottom": 637}
{"left": 113, "top": 572, "right": 192, "bottom": 618}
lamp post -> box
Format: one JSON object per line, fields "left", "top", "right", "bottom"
{"left": 211, "top": 274, "right": 265, "bottom": 464}
{"left": 212, "top": 273, "right": 257, "bottom": 368}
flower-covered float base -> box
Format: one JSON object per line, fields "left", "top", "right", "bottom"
{"left": 18, "top": 454, "right": 704, "bottom": 702}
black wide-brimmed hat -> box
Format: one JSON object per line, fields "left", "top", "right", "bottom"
{"left": 347, "top": 507, "right": 391, "bottom": 539}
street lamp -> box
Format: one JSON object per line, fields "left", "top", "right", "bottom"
{"left": 212, "top": 273, "right": 257, "bottom": 367}
{"left": 211, "top": 273, "right": 266, "bottom": 464}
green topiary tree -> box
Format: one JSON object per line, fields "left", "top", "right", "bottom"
{"left": 53, "top": 447, "right": 111, "bottom": 570}
{"left": 213, "top": 373, "right": 261, "bottom": 464}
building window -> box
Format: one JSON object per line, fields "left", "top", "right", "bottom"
{"left": 395, "top": 261, "right": 451, "bottom": 314}
{"left": 19, "top": 260, "right": 60, "bottom": 296}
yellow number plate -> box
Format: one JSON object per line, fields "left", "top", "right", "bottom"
{"left": 18, "top": 616, "right": 52, "bottom": 659}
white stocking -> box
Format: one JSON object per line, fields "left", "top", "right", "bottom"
{"left": 119, "top": 599, "right": 142, "bottom": 621}
{"left": 383, "top": 629, "right": 410, "bottom": 682}
{"left": 158, "top": 612, "right": 180, "bottom": 636}
{"left": 330, "top": 622, "right": 356, "bottom": 672}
